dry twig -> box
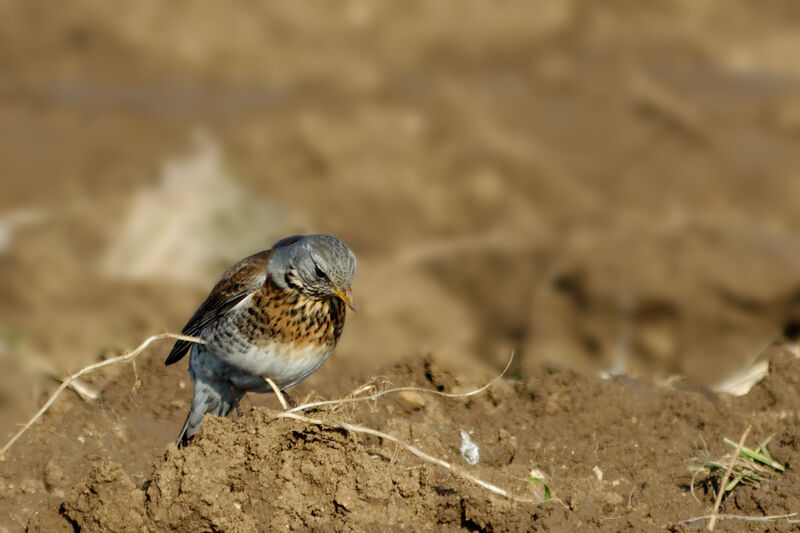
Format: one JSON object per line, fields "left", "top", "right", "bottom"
{"left": 23, "top": 350, "right": 100, "bottom": 401}
{"left": 262, "top": 351, "right": 548, "bottom": 505}
{"left": 0, "top": 333, "right": 204, "bottom": 457}
{"left": 3, "top": 334, "right": 535, "bottom": 506}
{"left": 680, "top": 512, "right": 798, "bottom": 527}
{"left": 264, "top": 369, "right": 538, "bottom": 500}
{"left": 708, "top": 426, "right": 751, "bottom": 531}
{"left": 276, "top": 410, "right": 541, "bottom": 503}
{"left": 264, "top": 377, "right": 289, "bottom": 410}
{"left": 285, "top": 351, "right": 515, "bottom": 414}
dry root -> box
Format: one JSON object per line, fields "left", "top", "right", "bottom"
{"left": 2, "top": 334, "right": 541, "bottom": 506}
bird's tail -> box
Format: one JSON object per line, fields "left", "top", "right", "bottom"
{"left": 176, "top": 377, "right": 240, "bottom": 447}
{"left": 176, "top": 411, "right": 195, "bottom": 448}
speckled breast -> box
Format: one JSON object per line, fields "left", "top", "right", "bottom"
{"left": 203, "top": 280, "right": 346, "bottom": 387}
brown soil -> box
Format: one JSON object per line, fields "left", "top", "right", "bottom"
{"left": 3, "top": 1, "right": 800, "bottom": 532}
{"left": 15, "top": 348, "right": 800, "bottom": 532}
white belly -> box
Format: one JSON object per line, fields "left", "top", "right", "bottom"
{"left": 206, "top": 333, "right": 334, "bottom": 390}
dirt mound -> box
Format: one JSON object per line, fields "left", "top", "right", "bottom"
{"left": 54, "top": 359, "right": 547, "bottom": 532}
{"left": 62, "top": 412, "right": 529, "bottom": 532}
{"left": 20, "top": 349, "right": 796, "bottom": 532}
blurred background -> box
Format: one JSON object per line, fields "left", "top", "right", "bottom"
{"left": 2, "top": 0, "right": 800, "bottom": 437}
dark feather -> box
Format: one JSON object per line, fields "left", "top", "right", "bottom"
{"left": 164, "top": 248, "right": 277, "bottom": 365}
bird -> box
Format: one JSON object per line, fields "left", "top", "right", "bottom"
{"left": 165, "top": 234, "right": 357, "bottom": 446}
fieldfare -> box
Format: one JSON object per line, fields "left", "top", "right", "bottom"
{"left": 165, "top": 234, "right": 357, "bottom": 446}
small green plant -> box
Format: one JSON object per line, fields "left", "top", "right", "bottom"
{"left": 525, "top": 476, "right": 552, "bottom": 502}
{"left": 689, "top": 435, "right": 785, "bottom": 499}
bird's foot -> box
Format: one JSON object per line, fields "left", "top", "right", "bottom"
{"left": 229, "top": 383, "right": 243, "bottom": 417}
{"left": 281, "top": 390, "right": 297, "bottom": 409}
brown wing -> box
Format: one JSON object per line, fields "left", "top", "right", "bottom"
{"left": 164, "top": 249, "right": 273, "bottom": 365}
{"left": 165, "top": 235, "right": 306, "bottom": 365}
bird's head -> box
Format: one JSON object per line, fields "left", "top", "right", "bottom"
{"left": 268, "top": 234, "right": 357, "bottom": 310}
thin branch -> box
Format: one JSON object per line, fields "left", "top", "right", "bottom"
{"left": 269, "top": 350, "right": 547, "bottom": 505}
{"left": 264, "top": 377, "right": 289, "bottom": 410}
{"left": 276, "top": 410, "right": 542, "bottom": 504}
{"left": 0, "top": 333, "right": 204, "bottom": 457}
{"left": 681, "top": 512, "right": 798, "bottom": 526}
{"left": 3, "top": 337, "right": 530, "bottom": 505}
{"left": 12, "top": 349, "right": 99, "bottom": 401}
{"left": 708, "top": 426, "right": 751, "bottom": 531}
{"left": 252, "top": 349, "right": 538, "bottom": 503}
{"left": 287, "top": 350, "right": 515, "bottom": 414}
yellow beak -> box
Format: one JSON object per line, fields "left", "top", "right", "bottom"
{"left": 334, "top": 288, "right": 357, "bottom": 311}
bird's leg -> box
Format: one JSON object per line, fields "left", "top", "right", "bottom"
{"left": 281, "top": 390, "right": 297, "bottom": 409}
{"left": 229, "top": 383, "right": 242, "bottom": 417}
{"left": 261, "top": 376, "right": 297, "bottom": 410}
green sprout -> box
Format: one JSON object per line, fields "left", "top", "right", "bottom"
{"left": 525, "top": 477, "right": 552, "bottom": 502}
{"left": 689, "top": 435, "right": 785, "bottom": 498}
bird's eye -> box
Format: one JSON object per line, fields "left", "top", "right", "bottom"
{"left": 315, "top": 265, "right": 328, "bottom": 280}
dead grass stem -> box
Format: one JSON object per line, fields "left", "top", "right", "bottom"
{"left": 2, "top": 334, "right": 540, "bottom": 506}
{"left": 708, "top": 425, "right": 750, "bottom": 531}
{"left": 0, "top": 333, "right": 204, "bottom": 457}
